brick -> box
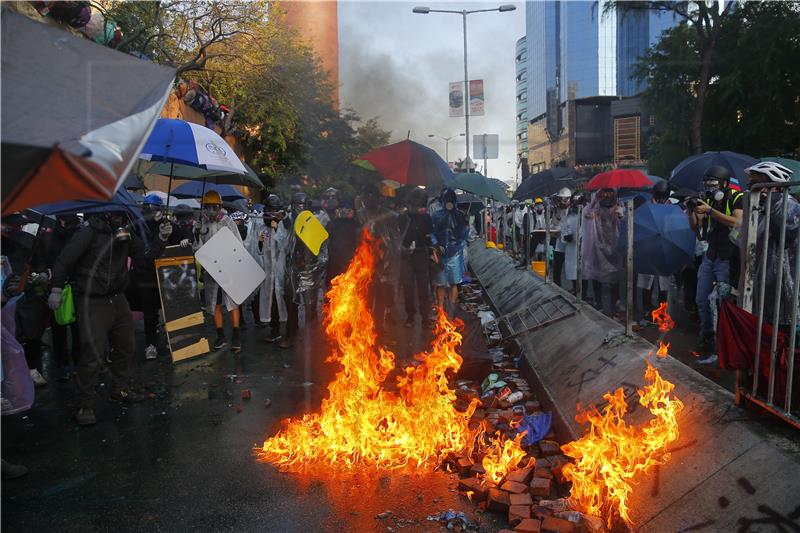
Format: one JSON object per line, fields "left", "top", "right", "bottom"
{"left": 456, "top": 456, "right": 474, "bottom": 475}
{"left": 500, "top": 480, "right": 529, "bottom": 494}
{"left": 538, "top": 440, "right": 562, "bottom": 457}
{"left": 529, "top": 477, "right": 552, "bottom": 498}
{"left": 506, "top": 467, "right": 533, "bottom": 484}
{"left": 241, "top": 389, "right": 251, "bottom": 400}
{"left": 470, "top": 463, "right": 486, "bottom": 476}
{"left": 514, "top": 518, "right": 542, "bottom": 532}
{"left": 531, "top": 505, "right": 553, "bottom": 520}
{"left": 458, "top": 477, "right": 493, "bottom": 502}
{"left": 541, "top": 516, "right": 575, "bottom": 533}
{"left": 525, "top": 401, "right": 541, "bottom": 412}
{"left": 508, "top": 505, "right": 532, "bottom": 526}
{"left": 510, "top": 492, "right": 534, "bottom": 506}
{"left": 533, "top": 468, "right": 553, "bottom": 480}
{"left": 487, "top": 488, "right": 511, "bottom": 513}
{"left": 550, "top": 455, "right": 571, "bottom": 483}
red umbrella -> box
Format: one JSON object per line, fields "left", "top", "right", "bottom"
{"left": 586, "top": 169, "right": 651, "bottom": 190}
{"left": 353, "top": 140, "right": 454, "bottom": 187}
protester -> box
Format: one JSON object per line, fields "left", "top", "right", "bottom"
{"left": 637, "top": 181, "right": 672, "bottom": 325}
{"left": 398, "top": 188, "right": 433, "bottom": 328}
{"left": 257, "top": 195, "right": 290, "bottom": 347}
{"left": 48, "top": 211, "right": 171, "bottom": 425}
{"left": 171, "top": 203, "right": 195, "bottom": 246}
{"left": 746, "top": 162, "right": 798, "bottom": 328}
{"left": 513, "top": 200, "right": 525, "bottom": 255}
{"left": 561, "top": 191, "right": 587, "bottom": 295}
{"left": 551, "top": 188, "right": 571, "bottom": 287}
{"left": 431, "top": 188, "right": 468, "bottom": 311}
{"left": 358, "top": 184, "right": 400, "bottom": 328}
{"left": 317, "top": 187, "right": 339, "bottom": 228}
{"left": 326, "top": 196, "right": 362, "bottom": 284}
{"left": 529, "top": 197, "right": 548, "bottom": 260}
{"left": 193, "top": 190, "right": 243, "bottom": 353}
{"left": 688, "top": 165, "right": 743, "bottom": 354}
{"left": 243, "top": 203, "right": 266, "bottom": 327}
{"left": 583, "top": 188, "right": 624, "bottom": 314}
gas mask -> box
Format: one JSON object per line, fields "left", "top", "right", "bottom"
{"left": 203, "top": 205, "right": 225, "bottom": 223}
{"left": 703, "top": 181, "right": 725, "bottom": 203}
{"left": 599, "top": 192, "right": 616, "bottom": 208}
{"left": 322, "top": 197, "right": 339, "bottom": 214}
{"left": 106, "top": 213, "right": 131, "bottom": 242}
{"left": 445, "top": 202, "right": 455, "bottom": 211}
{"left": 534, "top": 204, "right": 545, "bottom": 214}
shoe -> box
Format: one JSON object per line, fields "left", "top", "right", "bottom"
{"left": 278, "top": 337, "right": 291, "bottom": 349}
{"left": 255, "top": 321, "right": 269, "bottom": 329}
{"left": 75, "top": 408, "right": 96, "bottom": 426}
{"left": 109, "top": 388, "right": 145, "bottom": 404}
{"left": 266, "top": 331, "right": 281, "bottom": 343}
{"left": 231, "top": 330, "right": 242, "bottom": 354}
{"left": 213, "top": 336, "right": 228, "bottom": 350}
{"left": 145, "top": 344, "right": 158, "bottom": 360}
{"left": 29, "top": 369, "right": 47, "bottom": 388}
{"left": 1, "top": 459, "right": 29, "bottom": 479}
{"left": 694, "top": 336, "right": 715, "bottom": 355}
{"left": 695, "top": 354, "right": 718, "bottom": 365}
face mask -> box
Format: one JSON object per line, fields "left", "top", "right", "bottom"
{"left": 534, "top": 205, "right": 544, "bottom": 214}
{"left": 323, "top": 199, "right": 339, "bottom": 212}
{"left": 600, "top": 197, "right": 615, "bottom": 208}
{"left": 445, "top": 202, "right": 455, "bottom": 211}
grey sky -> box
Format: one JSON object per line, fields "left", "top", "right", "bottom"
{"left": 338, "top": 0, "right": 525, "bottom": 187}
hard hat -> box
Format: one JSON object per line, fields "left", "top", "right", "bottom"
{"left": 143, "top": 193, "right": 163, "bottom": 206}
{"left": 265, "top": 194, "right": 283, "bottom": 210}
{"left": 556, "top": 187, "right": 572, "bottom": 199}
{"left": 486, "top": 241, "right": 497, "bottom": 249}
{"left": 535, "top": 197, "right": 544, "bottom": 204}
{"left": 202, "top": 190, "right": 223, "bottom": 205}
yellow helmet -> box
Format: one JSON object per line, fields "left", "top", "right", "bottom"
{"left": 203, "top": 190, "right": 223, "bottom": 206}
{"left": 486, "top": 241, "right": 497, "bottom": 249}
{"left": 535, "top": 197, "right": 544, "bottom": 204}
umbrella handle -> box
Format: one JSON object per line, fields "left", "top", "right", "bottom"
{"left": 166, "top": 161, "right": 174, "bottom": 211}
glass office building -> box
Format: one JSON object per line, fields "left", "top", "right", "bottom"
{"left": 617, "top": 9, "right": 679, "bottom": 96}
{"left": 515, "top": 36, "right": 529, "bottom": 158}
{"left": 525, "top": 0, "right": 560, "bottom": 119}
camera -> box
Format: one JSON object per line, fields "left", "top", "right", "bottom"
{"left": 685, "top": 196, "right": 701, "bottom": 211}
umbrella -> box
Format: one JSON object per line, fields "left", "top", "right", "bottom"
{"left": 1, "top": 11, "right": 175, "bottom": 214}
{"left": 760, "top": 157, "right": 800, "bottom": 192}
{"left": 513, "top": 167, "right": 576, "bottom": 200}
{"left": 618, "top": 203, "right": 695, "bottom": 276}
{"left": 32, "top": 188, "right": 144, "bottom": 220}
{"left": 586, "top": 169, "right": 651, "bottom": 190}
{"left": 669, "top": 151, "right": 757, "bottom": 192}
{"left": 450, "top": 172, "right": 510, "bottom": 204}
{"left": 146, "top": 190, "right": 181, "bottom": 207}
{"left": 135, "top": 159, "right": 263, "bottom": 188}
{"left": 353, "top": 139, "right": 454, "bottom": 188}
{"left": 456, "top": 193, "right": 485, "bottom": 215}
{"left": 124, "top": 173, "right": 146, "bottom": 191}
{"left": 172, "top": 182, "right": 245, "bottom": 202}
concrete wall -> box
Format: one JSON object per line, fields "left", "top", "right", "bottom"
{"left": 468, "top": 242, "right": 800, "bottom": 532}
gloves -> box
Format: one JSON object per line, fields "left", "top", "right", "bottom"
{"left": 158, "top": 222, "right": 173, "bottom": 241}
{"left": 30, "top": 271, "right": 50, "bottom": 285}
{"left": 180, "top": 238, "right": 191, "bottom": 248}
{"left": 48, "top": 287, "right": 63, "bottom": 310}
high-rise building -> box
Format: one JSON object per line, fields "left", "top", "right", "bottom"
{"left": 617, "top": 9, "right": 679, "bottom": 96}
{"left": 515, "top": 36, "right": 528, "bottom": 160}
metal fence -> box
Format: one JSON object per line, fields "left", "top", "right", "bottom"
{"left": 737, "top": 181, "right": 800, "bottom": 429}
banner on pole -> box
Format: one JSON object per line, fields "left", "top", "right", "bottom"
{"left": 449, "top": 81, "right": 464, "bottom": 117}
{"left": 469, "top": 80, "right": 485, "bottom": 116}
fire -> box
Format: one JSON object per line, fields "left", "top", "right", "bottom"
{"left": 656, "top": 341, "right": 670, "bottom": 358}
{"left": 480, "top": 430, "right": 528, "bottom": 484}
{"left": 650, "top": 302, "right": 675, "bottom": 332}
{"left": 561, "top": 363, "right": 684, "bottom": 528}
{"left": 257, "top": 231, "right": 478, "bottom": 470}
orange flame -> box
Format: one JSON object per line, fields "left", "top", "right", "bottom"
{"left": 479, "top": 430, "right": 528, "bottom": 484}
{"left": 656, "top": 341, "right": 670, "bottom": 358}
{"left": 561, "top": 363, "right": 684, "bottom": 528}
{"left": 650, "top": 302, "right": 675, "bottom": 333}
{"left": 256, "top": 231, "right": 478, "bottom": 470}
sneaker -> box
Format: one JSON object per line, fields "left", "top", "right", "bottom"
{"left": 1, "top": 459, "right": 29, "bottom": 479}
{"left": 231, "top": 331, "right": 242, "bottom": 354}
{"left": 75, "top": 408, "right": 96, "bottom": 426}
{"left": 213, "top": 336, "right": 228, "bottom": 350}
{"left": 29, "top": 369, "right": 47, "bottom": 388}
{"left": 695, "top": 354, "right": 718, "bottom": 366}
{"left": 109, "top": 388, "right": 145, "bottom": 404}
{"left": 266, "top": 331, "right": 281, "bottom": 343}
{"left": 144, "top": 344, "right": 158, "bottom": 360}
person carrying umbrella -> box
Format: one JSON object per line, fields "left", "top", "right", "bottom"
{"left": 583, "top": 188, "right": 624, "bottom": 314}
{"left": 431, "top": 188, "right": 468, "bottom": 312}
{"left": 192, "top": 190, "right": 244, "bottom": 354}
{"left": 687, "top": 165, "right": 744, "bottom": 355}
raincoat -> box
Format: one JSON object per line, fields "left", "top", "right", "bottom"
{"left": 195, "top": 210, "right": 241, "bottom": 312}
{"left": 560, "top": 210, "right": 579, "bottom": 282}
{"left": 257, "top": 221, "right": 289, "bottom": 322}
{"left": 582, "top": 196, "right": 623, "bottom": 283}
{"left": 285, "top": 212, "right": 328, "bottom": 306}
{"left": 753, "top": 192, "right": 800, "bottom": 326}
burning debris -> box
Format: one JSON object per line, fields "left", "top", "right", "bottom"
{"left": 651, "top": 302, "right": 675, "bottom": 359}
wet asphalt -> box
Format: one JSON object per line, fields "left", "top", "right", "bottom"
{"left": 2, "top": 311, "right": 505, "bottom": 533}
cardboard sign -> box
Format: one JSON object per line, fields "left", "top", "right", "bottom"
{"left": 155, "top": 246, "right": 209, "bottom": 362}
{"left": 194, "top": 226, "right": 266, "bottom": 305}
{"left": 294, "top": 210, "right": 329, "bottom": 256}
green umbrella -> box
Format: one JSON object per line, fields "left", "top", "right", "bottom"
{"left": 450, "top": 172, "right": 510, "bottom": 204}
{"left": 760, "top": 157, "right": 800, "bottom": 192}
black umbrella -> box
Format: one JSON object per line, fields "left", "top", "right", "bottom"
{"left": 669, "top": 151, "right": 757, "bottom": 192}
{"left": 513, "top": 167, "right": 576, "bottom": 200}
{"left": 1, "top": 11, "right": 175, "bottom": 214}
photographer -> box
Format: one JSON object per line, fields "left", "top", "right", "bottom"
{"left": 688, "top": 165, "right": 743, "bottom": 355}
{"left": 48, "top": 211, "right": 171, "bottom": 425}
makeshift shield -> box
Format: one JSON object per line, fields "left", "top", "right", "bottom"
{"left": 195, "top": 227, "right": 266, "bottom": 305}
{"left": 294, "top": 210, "right": 329, "bottom": 256}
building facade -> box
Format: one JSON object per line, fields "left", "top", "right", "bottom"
{"left": 515, "top": 36, "right": 528, "bottom": 160}
{"left": 617, "top": 9, "right": 679, "bottom": 96}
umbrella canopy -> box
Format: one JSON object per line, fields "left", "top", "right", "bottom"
{"left": 139, "top": 119, "right": 247, "bottom": 175}
{"left": 146, "top": 190, "right": 181, "bottom": 207}
{"left": 760, "top": 157, "right": 800, "bottom": 192}
{"left": 618, "top": 203, "right": 695, "bottom": 276}
{"left": 32, "top": 188, "right": 143, "bottom": 220}
{"left": 1, "top": 11, "right": 175, "bottom": 214}
{"left": 586, "top": 169, "right": 651, "bottom": 190}
{"left": 124, "top": 173, "right": 147, "bottom": 191}
{"left": 513, "top": 167, "right": 576, "bottom": 200}
{"left": 171, "top": 182, "right": 245, "bottom": 202}
{"left": 456, "top": 193, "right": 485, "bottom": 215}
{"left": 135, "top": 159, "right": 262, "bottom": 188}
{"left": 450, "top": 172, "right": 510, "bottom": 204}
{"left": 353, "top": 139, "right": 454, "bottom": 188}
{"left": 669, "top": 151, "right": 757, "bottom": 192}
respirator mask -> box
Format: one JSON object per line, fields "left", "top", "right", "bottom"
{"left": 107, "top": 213, "right": 131, "bottom": 242}
{"left": 204, "top": 204, "right": 225, "bottom": 222}
{"left": 599, "top": 191, "right": 616, "bottom": 208}
{"left": 703, "top": 180, "right": 725, "bottom": 203}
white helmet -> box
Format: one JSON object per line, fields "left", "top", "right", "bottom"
{"left": 556, "top": 187, "right": 572, "bottom": 198}
{"left": 745, "top": 161, "right": 793, "bottom": 183}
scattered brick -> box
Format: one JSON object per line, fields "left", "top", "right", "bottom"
{"left": 514, "top": 518, "right": 542, "bottom": 532}
{"left": 509, "top": 505, "right": 532, "bottom": 526}
{"left": 470, "top": 463, "right": 486, "bottom": 476}
{"left": 500, "top": 480, "right": 529, "bottom": 494}
{"left": 458, "top": 477, "right": 493, "bottom": 502}
{"left": 534, "top": 468, "right": 553, "bottom": 480}
{"left": 541, "top": 516, "right": 575, "bottom": 532}
{"left": 241, "top": 389, "right": 251, "bottom": 401}
{"left": 487, "top": 488, "right": 511, "bottom": 513}
{"left": 506, "top": 467, "right": 534, "bottom": 484}
{"left": 550, "top": 455, "right": 571, "bottom": 483}
{"left": 456, "top": 456, "right": 474, "bottom": 475}
{"left": 510, "top": 493, "right": 534, "bottom": 506}
{"left": 529, "top": 477, "right": 552, "bottom": 498}
{"left": 538, "top": 440, "right": 561, "bottom": 457}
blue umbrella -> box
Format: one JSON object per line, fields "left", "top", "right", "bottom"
{"left": 32, "top": 188, "right": 143, "bottom": 220}
{"left": 618, "top": 203, "right": 695, "bottom": 276}
{"left": 669, "top": 151, "right": 757, "bottom": 192}
{"left": 171, "top": 182, "right": 245, "bottom": 202}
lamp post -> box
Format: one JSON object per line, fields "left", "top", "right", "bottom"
{"left": 427, "top": 133, "right": 465, "bottom": 164}
{"left": 414, "top": 4, "right": 516, "bottom": 168}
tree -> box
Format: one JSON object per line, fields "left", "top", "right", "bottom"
{"left": 607, "top": 1, "right": 734, "bottom": 154}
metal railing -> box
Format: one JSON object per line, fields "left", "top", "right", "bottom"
{"left": 737, "top": 181, "right": 800, "bottom": 429}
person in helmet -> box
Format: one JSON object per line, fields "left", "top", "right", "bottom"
{"left": 431, "top": 188, "right": 468, "bottom": 311}
{"left": 171, "top": 203, "right": 195, "bottom": 247}
{"left": 194, "top": 189, "right": 244, "bottom": 353}
{"left": 551, "top": 188, "right": 572, "bottom": 287}
{"left": 48, "top": 210, "right": 172, "bottom": 425}
{"left": 399, "top": 188, "right": 434, "bottom": 328}
{"left": 637, "top": 181, "right": 672, "bottom": 326}
{"left": 255, "top": 194, "right": 290, "bottom": 346}
{"left": 561, "top": 191, "right": 587, "bottom": 296}
{"left": 583, "top": 188, "right": 624, "bottom": 314}
{"left": 326, "top": 196, "right": 362, "bottom": 285}
{"left": 317, "top": 187, "right": 340, "bottom": 228}
{"left": 746, "top": 161, "right": 799, "bottom": 332}
{"left": 688, "top": 165, "right": 743, "bottom": 356}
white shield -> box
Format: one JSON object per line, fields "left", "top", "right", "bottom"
{"left": 195, "top": 227, "right": 266, "bottom": 305}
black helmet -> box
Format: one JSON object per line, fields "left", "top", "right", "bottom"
{"left": 291, "top": 192, "right": 308, "bottom": 211}
{"left": 266, "top": 194, "right": 282, "bottom": 211}
{"left": 440, "top": 188, "right": 457, "bottom": 205}
{"left": 652, "top": 180, "right": 670, "bottom": 201}
{"left": 703, "top": 165, "right": 731, "bottom": 183}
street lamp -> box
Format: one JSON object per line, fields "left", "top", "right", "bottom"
{"left": 427, "top": 133, "right": 465, "bottom": 163}
{"left": 414, "top": 4, "right": 516, "bottom": 168}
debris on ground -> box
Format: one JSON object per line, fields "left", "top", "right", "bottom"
{"left": 426, "top": 509, "right": 478, "bottom": 531}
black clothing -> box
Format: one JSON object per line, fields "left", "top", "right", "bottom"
{"left": 326, "top": 217, "right": 362, "bottom": 283}
{"left": 399, "top": 211, "right": 433, "bottom": 321}
{"left": 702, "top": 189, "right": 743, "bottom": 261}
